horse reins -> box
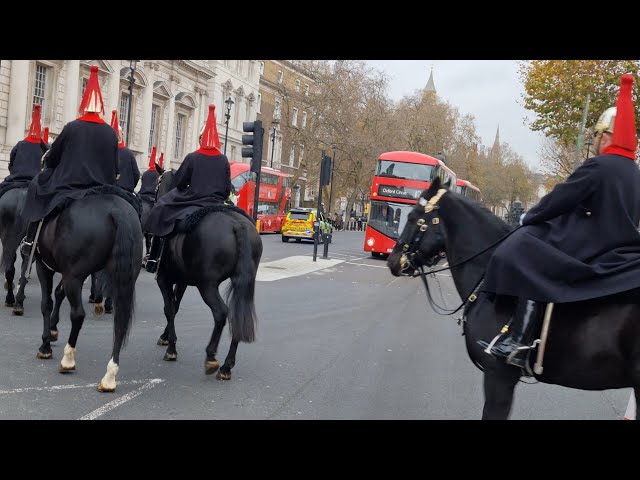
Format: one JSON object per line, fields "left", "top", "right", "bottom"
{"left": 400, "top": 189, "right": 522, "bottom": 316}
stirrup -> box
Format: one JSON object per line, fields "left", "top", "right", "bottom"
{"left": 20, "top": 238, "right": 34, "bottom": 257}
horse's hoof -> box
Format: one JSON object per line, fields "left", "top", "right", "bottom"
{"left": 88, "top": 296, "right": 95, "bottom": 304}
{"left": 13, "top": 306, "right": 23, "bottom": 316}
{"left": 36, "top": 351, "right": 52, "bottom": 360}
{"left": 97, "top": 382, "right": 115, "bottom": 393}
{"left": 50, "top": 330, "right": 58, "bottom": 342}
{"left": 157, "top": 337, "right": 169, "bottom": 346}
{"left": 105, "top": 308, "right": 113, "bottom": 314}
{"left": 94, "top": 304, "right": 104, "bottom": 316}
{"left": 216, "top": 370, "right": 231, "bottom": 381}
{"left": 163, "top": 352, "right": 178, "bottom": 361}
{"left": 205, "top": 360, "right": 220, "bottom": 375}
{"left": 5, "top": 301, "right": 14, "bottom": 307}
{"left": 59, "top": 363, "right": 76, "bottom": 373}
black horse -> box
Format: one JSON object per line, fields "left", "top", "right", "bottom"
{"left": 153, "top": 170, "right": 262, "bottom": 380}
{"left": 33, "top": 192, "right": 142, "bottom": 392}
{"left": 141, "top": 199, "right": 154, "bottom": 255}
{"left": 387, "top": 177, "right": 640, "bottom": 420}
{"left": 0, "top": 187, "right": 30, "bottom": 313}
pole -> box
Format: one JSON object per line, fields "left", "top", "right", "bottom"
{"left": 575, "top": 94, "right": 591, "bottom": 170}
{"left": 270, "top": 126, "right": 277, "bottom": 168}
{"left": 313, "top": 150, "right": 325, "bottom": 262}
{"left": 224, "top": 113, "right": 230, "bottom": 156}
{"left": 328, "top": 148, "right": 336, "bottom": 216}
{"left": 126, "top": 69, "right": 135, "bottom": 146}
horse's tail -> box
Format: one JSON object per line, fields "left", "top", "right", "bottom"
{"left": 109, "top": 206, "right": 142, "bottom": 346}
{"left": 225, "top": 218, "right": 259, "bottom": 343}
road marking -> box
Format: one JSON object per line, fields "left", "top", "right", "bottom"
{"left": 78, "top": 379, "right": 164, "bottom": 420}
{"left": 344, "top": 261, "right": 388, "bottom": 269}
{"left": 257, "top": 255, "right": 344, "bottom": 282}
{"left": 0, "top": 378, "right": 154, "bottom": 395}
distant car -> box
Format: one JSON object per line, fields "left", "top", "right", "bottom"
{"left": 281, "top": 208, "right": 332, "bottom": 243}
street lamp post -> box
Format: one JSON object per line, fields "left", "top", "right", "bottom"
{"left": 126, "top": 60, "right": 138, "bottom": 147}
{"left": 585, "top": 137, "right": 593, "bottom": 159}
{"left": 328, "top": 144, "right": 337, "bottom": 216}
{"left": 223, "top": 96, "right": 234, "bottom": 157}
{"left": 270, "top": 118, "right": 279, "bottom": 168}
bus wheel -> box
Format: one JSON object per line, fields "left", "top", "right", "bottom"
{"left": 282, "top": 236, "right": 289, "bottom": 243}
{"left": 295, "top": 238, "right": 302, "bottom": 243}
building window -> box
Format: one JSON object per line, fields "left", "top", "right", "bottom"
{"left": 277, "top": 70, "right": 283, "bottom": 84}
{"left": 274, "top": 99, "right": 281, "bottom": 120}
{"left": 119, "top": 92, "right": 129, "bottom": 140}
{"left": 81, "top": 77, "right": 88, "bottom": 96}
{"left": 299, "top": 144, "right": 304, "bottom": 167}
{"left": 295, "top": 79, "right": 300, "bottom": 92}
{"left": 230, "top": 145, "right": 236, "bottom": 162}
{"left": 304, "top": 84, "right": 310, "bottom": 96}
{"left": 302, "top": 111, "right": 307, "bottom": 129}
{"left": 149, "top": 104, "right": 160, "bottom": 154}
{"left": 32, "top": 64, "right": 48, "bottom": 119}
{"left": 259, "top": 62, "right": 264, "bottom": 76}
{"left": 292, "top": 108, "right": 298, "bottom": 127}
{"left": 257, "top": 93, "right": 262, "bottom": 113}
{"left": 289, "top": 144, "right": 295, "bottom": 167}
{"left": 174, "top": 113, "right": 186, "bottom": 159}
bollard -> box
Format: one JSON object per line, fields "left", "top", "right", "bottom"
{"left": 256, "top": 219, "right": 261, "bottom": 232}
{"left": 322, "top": 232, "right": 330, "bottom": 258}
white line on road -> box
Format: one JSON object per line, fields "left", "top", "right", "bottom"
{"left": 344, "top": 261, "right": 388, "bottom": 269}
{"left": 0, "top": 378, "right": 154, "bottom": 395}
{"left": 78, "top": 379, "right": 164, "bottom": 420}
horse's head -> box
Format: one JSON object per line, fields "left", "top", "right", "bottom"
{"left": 155, "top": 169, "right": 175, "bottom": 202}
{"left": 387, "top": 177, "right": 448, "bottom": 277}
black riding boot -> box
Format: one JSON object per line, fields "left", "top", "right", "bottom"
{"left": 482, "top": 299, "right": 545, "bottom": 369}
{"left": 144, "top": 236, "right": 165, "bottom": 274}
{"left": 20, "top": 221, "right": 41, "bottom": 258}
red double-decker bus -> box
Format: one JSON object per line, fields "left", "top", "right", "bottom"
{"left": 455, "top": 178, "right": 482, "bottom": 202}
{"left": 363, "top": 151, "right": 457, "bottom": 257}
{"left": 230, "top": 162, "right": 292, "bottom": 233}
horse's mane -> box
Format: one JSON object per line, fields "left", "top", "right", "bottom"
{"left": 447, "top": 192, "right": 513, "bottom": 236}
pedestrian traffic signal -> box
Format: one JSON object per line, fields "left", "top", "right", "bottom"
{"left": 242, "top": 120, "right": 264, "bottom": 174}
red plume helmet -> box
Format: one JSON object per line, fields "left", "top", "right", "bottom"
{"left": 196, "top": 104, "right": 222, "bottom": 156}
{"left": 603, "top": 73, "right": 638, "bottom": 160}
{"left": 158, "top": 152, "right": 164, "bottom": 169}
{"left": 110, "top": 109, "right": 126, "bottom": 148}
{"left": 78, "top": 66, "right": 105, "bottom": 123}
{"left": 43, "top": 127, "right": 49, "bottom": 144}
{"left": 25, "top": 104, "right": 42, "bottom": 143}
{"left": 148, "top": 146, "right": 157, "bottom": 171}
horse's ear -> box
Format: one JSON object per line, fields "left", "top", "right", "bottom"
{"left": 422, "top": 176, "right": 441, "bottom": 199}
{"left": 156, "top": 163, "right": 165, "bottom": 175}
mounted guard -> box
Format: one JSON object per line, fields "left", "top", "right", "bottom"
{"left": 481, "top": 73, "right": 640, "bottom": 368}
{"left": 111, "top": 110, "right": 141, "bottom": 193}
{"left": 143, "top": 104, "right": 233, "bottom": 274}
{"left": 0, "top": 104, "right": 46, "bottom": 200}
{"left": 20, "top": 65, "right": 119, "bottom": 258}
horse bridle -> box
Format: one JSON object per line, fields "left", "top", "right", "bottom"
{"left": 398, "top": 188, "right": 522, "bottom": 316}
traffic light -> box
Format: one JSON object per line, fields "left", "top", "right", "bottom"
{"left": 242, "top": 120, "right": 264, "bottom": 174}
{"left": 320, "top": 155, "right": 332, "bottom": 186}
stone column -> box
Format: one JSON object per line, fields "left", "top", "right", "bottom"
{"left": 165, "top": 84, "right": 176, "bottom": 169}
{"left": 190, "top": 90, "right": 202, "bottom": 153}
{"left": 139, "top": 63, "right": 155, "bottom": 155}
{"left": 107, "top": 60, "right": 122, "bottom": 119}
{"left": 63, "top": 60, "right": 80, "bottom": 123}
{"left": 6, "top": 60, "right": 30, "bottom": 146}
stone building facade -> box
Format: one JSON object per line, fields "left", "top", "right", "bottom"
{"left": 0, "top": 60, "right": 261, "bottom": 184}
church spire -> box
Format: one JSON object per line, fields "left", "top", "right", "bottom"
{"left": 424, "top": 65, "right": 436, "bottom": 94}
{"left": 490, "top": 124, "right": 501, "bottom": 158}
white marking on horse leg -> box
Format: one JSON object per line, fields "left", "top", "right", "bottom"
{"left": 59, "top": 343, "right": 76, "bottom": 371}
{"left": 97, "top": 358, "right": 119, "bottom": 392}
{"left": 79, "top": 379, "right": 164, "bottom": 420}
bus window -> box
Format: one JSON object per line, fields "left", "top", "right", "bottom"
{"left": 376, "top": 160, "right": 435, "bottom": 182}
{"left": 368, "top": 200, "right": 414, "bottom": 240}
{"left": 231, "top": 171, "right": 250, "bottom": 191}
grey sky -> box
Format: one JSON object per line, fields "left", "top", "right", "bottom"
{"left": 365, "top": 60, "right": 546, "bottom": 171}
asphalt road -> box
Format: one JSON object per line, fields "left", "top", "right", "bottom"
{"left": 0, "top": 230, "right": 632, "bottom": 419}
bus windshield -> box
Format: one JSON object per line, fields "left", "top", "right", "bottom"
{"left": 368, "top": 200, "right": 414, "bottom": 240}
{"left": 376, "top": 160, "right": 435, "bottom": 182}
